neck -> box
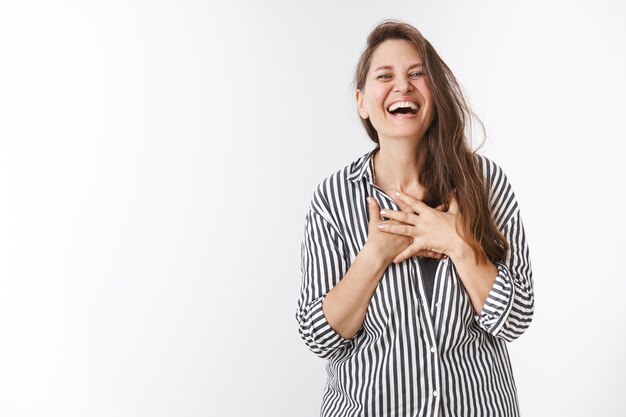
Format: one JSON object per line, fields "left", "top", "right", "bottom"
{"left": 372, "top": 139, "right": 428, "bottom": 195}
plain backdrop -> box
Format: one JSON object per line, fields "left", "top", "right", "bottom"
{"left": 1, "top": 1, "right": 625, "bottom": 416}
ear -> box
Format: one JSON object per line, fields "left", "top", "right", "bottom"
{"left": 355, "top": 89, "right": 369, "bottom": 120}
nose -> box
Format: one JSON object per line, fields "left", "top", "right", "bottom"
{"left": 394, "top": 74, "right": 413, "bottom": 93}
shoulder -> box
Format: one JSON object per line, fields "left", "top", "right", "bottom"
{"left": 473, "top": 153, "right": 520, "bottom": 228}
{"left": 307, "top": 150, "right": 371, "bottom": 224}
{"left": 474, "top": 153, "right": 508, "bottom": 188}
{"left": 473, "top": 153, "right": 513, "bottom": 196}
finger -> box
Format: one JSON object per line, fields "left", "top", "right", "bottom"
{"left": 367, "top": 196, "right": 383, "bottom": 222}
{"left": 391, "top": 195, "right": 415, "bottom": 214}
{"left": 416, "top": 250, "right": 445, "bottom": 260}
{"left": 393, "top": 246, "right": 417, "bottom": 264}
{"left": 392, "top": 190, "right": 430, "bottom": 215}
{"left": 379, "top": 208, "right": 418, "bottom": 225}
{"left": 377, "top": 222, "right": 415, "bottom": 237}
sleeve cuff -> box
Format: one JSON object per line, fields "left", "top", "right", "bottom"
{"left": 474, "top": 262, "right": 515, "bottom": 335}
{"left": 307, "top": 295, "right": 353, "bottom": 353}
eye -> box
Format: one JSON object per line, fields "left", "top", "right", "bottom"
{"left": 377, "top": 74, "right": 392, "bottom": 80}
{"left": 410, "top": 71, "right": 424, "bottom": 78}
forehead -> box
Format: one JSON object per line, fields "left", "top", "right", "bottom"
{"left": 370, "top": 39, "right": 422, "bottom": 68}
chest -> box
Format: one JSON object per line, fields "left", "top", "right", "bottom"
{"left": 334, "top": 184, "right": 475, "bottom": 335}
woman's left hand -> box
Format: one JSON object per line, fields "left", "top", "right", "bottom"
{"left": 378, "top": 189, "right": 466, "bottom": 264}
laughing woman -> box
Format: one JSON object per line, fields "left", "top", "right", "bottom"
{"left": 296, "top": 20, "right": 533, "bottom": 417}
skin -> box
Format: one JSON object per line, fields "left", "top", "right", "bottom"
{"left": 322, "top": 39, "right": 499, "bottom": 340}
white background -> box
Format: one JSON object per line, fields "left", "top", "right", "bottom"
{"left": 1, "top": 1, "right": 625, "bottom": 416}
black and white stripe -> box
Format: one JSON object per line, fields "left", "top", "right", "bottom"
{"left": 296, "top": 147, "right": 534, "bottom": 417}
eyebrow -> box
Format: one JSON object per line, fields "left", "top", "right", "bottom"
{"left": 374, "top": 63, "right": 423, "bottom": 71}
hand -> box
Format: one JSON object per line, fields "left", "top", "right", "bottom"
{"left": 365, "top": 196, "right": 413, "bottom": 265}
{"left": 377, "top": 190, "right": 466, "bottom": 264}
{"left": 390, "top": 193, "right": 448, "bottom": 261}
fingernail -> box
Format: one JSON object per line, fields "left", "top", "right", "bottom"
{"left": 394, "top": 191, "right": 400, "bottom": 196}
{"left": 367, "top": 197, "right": 371, "bottom": 204}
{"left": 380, "top": 210, "right": 386, "bottom": 215}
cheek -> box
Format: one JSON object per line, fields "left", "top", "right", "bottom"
{"left": 370, "top": 88, "right": 389, "bottom": 111}
{"left": 363, "top": 97, "right": 384, "bottom": 118}
{"left": 419, "top": 80, "right": 433, "bottom": 103}
{"left": 424, "top": 91, "right": 433, "bottom": 105}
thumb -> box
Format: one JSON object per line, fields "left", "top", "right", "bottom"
{"left": 367, "top": 196, "right": 383, "bottom": 222}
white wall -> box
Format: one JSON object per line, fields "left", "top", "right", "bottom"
{"left": 1, "top": 1, "right": 624, "bottom": 416}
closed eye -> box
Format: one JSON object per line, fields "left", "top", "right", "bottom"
{"left": 377, "top": 72, "right": 424, "bottom": 80}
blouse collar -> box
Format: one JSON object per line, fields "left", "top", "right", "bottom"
{"left": 346, "top": 147, "right": 379, "bottom": 184}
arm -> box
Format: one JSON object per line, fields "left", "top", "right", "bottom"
{"left": 470, "top": 156, "right": 534, "bottom": 341}
{"left": 471, "top": 209, "right": 534, "bottom": 341}
{"left": 295, "top": 207, "right": 388, "bottom": 359}
{"left": 378, "top": 157, "right": 534, "bottom": 342}
{"left": 446, "top": 243, "right": 499, "bottom": 317}
{"left": 321, "top": 243, "right": 387, "bottom": 339}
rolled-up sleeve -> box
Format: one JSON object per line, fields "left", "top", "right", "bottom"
{"left": 473, "top": 156, "right": 534, "bottom": 341}
{"left": 474, "top": 210, "right": 534, "bottom": 341}
{"left": 295, "top": 208, "right": 352, "bottom": 359}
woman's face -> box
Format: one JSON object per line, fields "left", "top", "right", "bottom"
{"left": 356, "top": 39, "right": 434, "bottom": 144}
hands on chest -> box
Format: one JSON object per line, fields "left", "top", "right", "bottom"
{"left": 366, "top": 189, "right": 464, "bottom": 264}
{"left": 367, "top": 189, "right": 499, "bottom": 316}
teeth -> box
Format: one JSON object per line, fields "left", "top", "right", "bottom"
{"left": 387, "top": 101, "right": 418, "bottom": 112}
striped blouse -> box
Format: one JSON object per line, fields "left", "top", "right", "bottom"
{"left": 296, "top": 147, "right": 534, "bottom": 417}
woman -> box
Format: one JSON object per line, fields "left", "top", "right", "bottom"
{"left": 296, "top": 19, "right": 533, "bottom": 417}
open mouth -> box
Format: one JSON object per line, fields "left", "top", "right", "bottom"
{"left": 387, "top": 101, "right": 419, "bottom": 115}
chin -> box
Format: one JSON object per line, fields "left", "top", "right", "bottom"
{"left": 385, "top": 128, "right": 426, "bottom": 141}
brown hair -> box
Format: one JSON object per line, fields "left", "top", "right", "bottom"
{"left": 354, "top": 19, "right": 508, "bottom": 264}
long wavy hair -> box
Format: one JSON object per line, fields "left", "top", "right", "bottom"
{"left": 354, "top": 19, "right": 508, "bottom": 264}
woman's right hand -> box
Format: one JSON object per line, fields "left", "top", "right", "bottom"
{"left": 365, "top": 196, "right": 414, "bottom": 265}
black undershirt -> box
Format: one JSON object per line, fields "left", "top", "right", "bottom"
{"left": 418, "top": 257, "right": 439, "bottom": 307}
